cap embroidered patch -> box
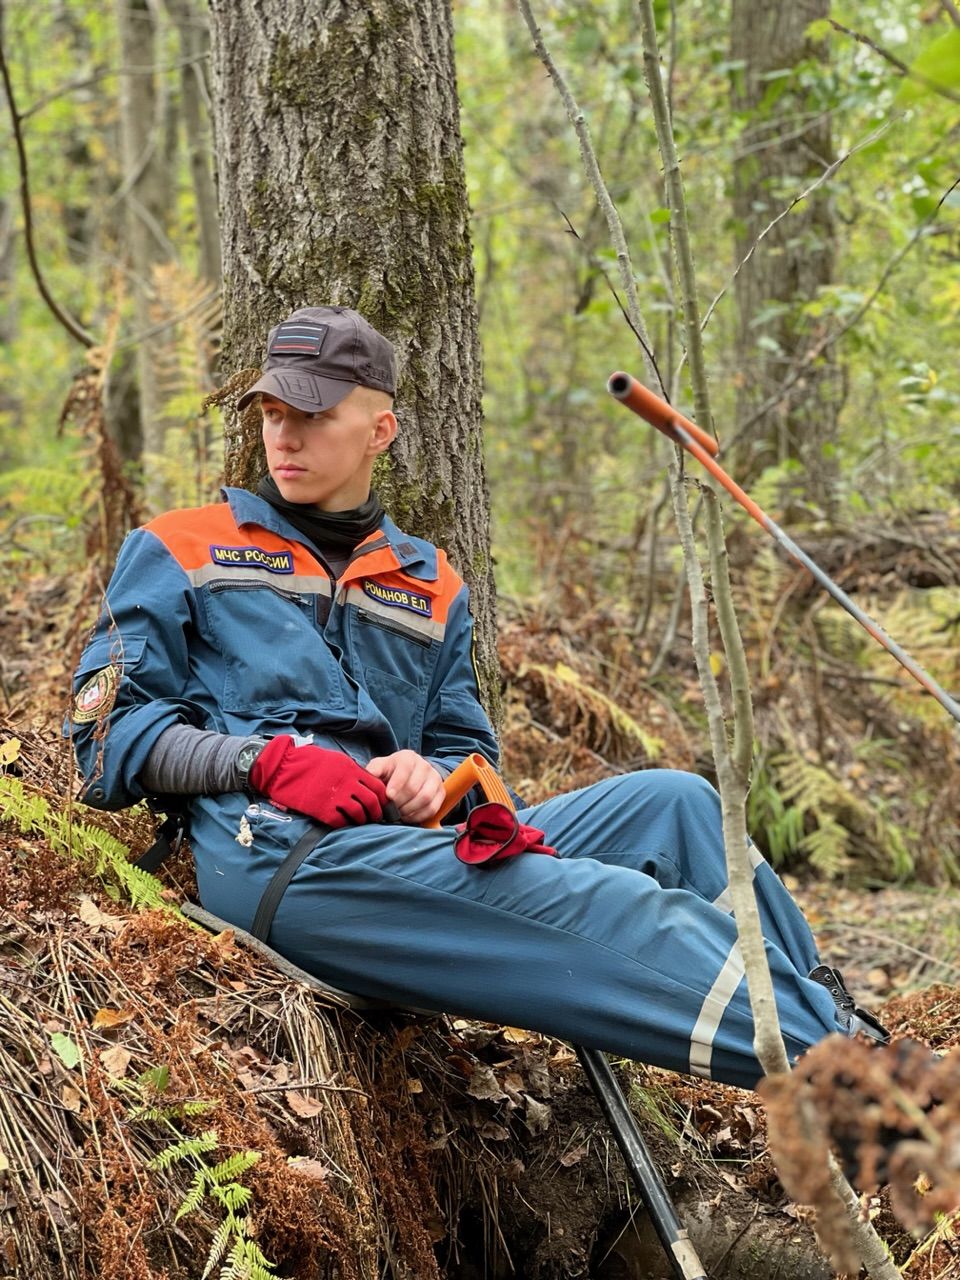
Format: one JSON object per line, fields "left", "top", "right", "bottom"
{"left": 73, "top": 665, "right": 119, "bottom": 724}
{"left": 210, "top": 545, "right": 294, "bottom": 574}
{"left": 268, "top": 321, "right": 329, "bottom": 357}
{"left": 363, "top": 580, "right": 431, "bottom": 617}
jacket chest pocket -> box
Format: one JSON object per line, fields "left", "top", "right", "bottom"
{"left": 200, "top": 581, "right": 347, "bottom": 713}
{"left": 348, "top": 609, "right": 441, "bottom": 748}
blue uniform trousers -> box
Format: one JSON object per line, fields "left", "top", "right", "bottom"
{"left": 194, "top": 771, "right": 842, "bottom": 1090}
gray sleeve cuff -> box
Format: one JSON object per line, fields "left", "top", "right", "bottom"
{"left": 140, "top": 723, "right": 249, "bottom": 796}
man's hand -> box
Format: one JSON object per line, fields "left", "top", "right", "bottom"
{"left": 366, "top": 750, "right": 445, "bottom": 825}
{"left": 249, "top": 737, "right": 387, "bottom": 827}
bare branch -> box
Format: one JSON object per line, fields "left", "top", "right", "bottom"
{"left": 829, "top": 17, "right": 960, "bottom": 102}
{"left": 0, "top": 33, "right": 95, "bottom": 348}
{"left": 698, "top": 119, "right": 895, "bottom": 344}
{"left": 515, "top": 0, "right": 658, "bottom": 387}
{"left": 723, "top": 173, "right": 960, "bottom": 452}
{"left": 15, "top": 55, "right": 208, "bottom": 124}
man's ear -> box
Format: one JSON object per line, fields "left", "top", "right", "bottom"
{"left": 370, "top": 409, "right": 398, "bottom": 455}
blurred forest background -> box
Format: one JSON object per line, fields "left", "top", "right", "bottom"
{"left": 1, "top": 0, "right": 959, "bottom": 889}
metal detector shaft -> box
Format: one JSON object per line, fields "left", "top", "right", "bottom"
{"left": 608, "top": 372, "right": 960, "bottom": 726}
{"left": 576, "top": 1047, "right": 708, "bottom": 1280}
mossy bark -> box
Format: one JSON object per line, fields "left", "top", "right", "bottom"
{"left": 208, "top": 0, "right": 500, "bottom": 719}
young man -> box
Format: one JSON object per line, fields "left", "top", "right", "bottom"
{"left": 69, "top": 305, "right": 885, "bottom": 1091}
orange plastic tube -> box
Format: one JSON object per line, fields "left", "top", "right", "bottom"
{"left": 607, "top": 372, "right": 719, "bottom": 457}
{"left": 426, "top": 753, "right": 515, "bottom": 827}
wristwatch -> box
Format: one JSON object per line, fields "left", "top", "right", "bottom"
{"left": 236, "top": 736, "right": 269, "bottom": 796}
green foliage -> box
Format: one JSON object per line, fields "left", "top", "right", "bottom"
{"left": 50, "top": 1031, "right": 82, "bottom": 1069}
{"left": 120, "top": 1070, "right": 280, "bottom": 1280}
{"left": 748, "top": 744, "right": 915, "bottom": 881}
{"left": 898, "top": 27, "right": 960, "bottom": 102}
{"left": 0, "top": 776, "right": 171, "bottom": 910}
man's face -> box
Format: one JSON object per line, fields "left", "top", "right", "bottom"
{"left": 261, "top": 388, "right": 396, "bottom": 510}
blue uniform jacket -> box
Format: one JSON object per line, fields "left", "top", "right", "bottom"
{"left": 69, "top": 489, "right": 498, "bottom": 868}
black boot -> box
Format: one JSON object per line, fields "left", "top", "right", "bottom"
{"left": 808, "top": 964, "right": 891, "bottom": 1044}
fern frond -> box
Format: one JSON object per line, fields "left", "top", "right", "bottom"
{"left": 201, "top": 1216, "right": 233, "bottom": 1279}
{"left": 218, "top": 1236, "right": 278, "bottom": 1280}
{"left": 175, "top": 1170, "right": 209, "bottom": 1221}
{"left": 209, "top": 1183, "right": 253, "bottom": 1213}
{"left": 148, "top": 1129, "right": 219, "bottom": 1171}
{"left": 0, "top": 777, "right": 173, "bottom": 912}
{"left": 800, "top": 814, "right": 851, "bottom": 878}
{"left": 209, "top": 1151, "right": 261, "bottom": 1183}
{"left": 523, "top": 661, "right": 664, "bottom": 758}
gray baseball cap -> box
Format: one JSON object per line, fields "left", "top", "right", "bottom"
{"left": 237, "top": 306, "right": 397, "bottom": 414}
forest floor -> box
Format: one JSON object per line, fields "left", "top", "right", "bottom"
{"left": 1, "top": 557, "right": 959, "bottom": 1280}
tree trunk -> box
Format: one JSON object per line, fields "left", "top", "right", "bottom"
{"left": 115, "top": 0, "right": 174, "bottom": 510}
{"left": 208, "top": 0, "right": 499, "bottom": 714}
{"left": 730, "top": 0, "right": 842, "bottom": 513}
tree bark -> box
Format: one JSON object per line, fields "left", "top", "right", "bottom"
{"left": 730, "top": 0, "right": 842, "bottom": 512}
{"left": 208, "top": 0, "right": 499, "bottom": 715}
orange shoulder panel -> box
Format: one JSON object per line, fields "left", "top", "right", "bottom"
{"left": 144, "top": 503, "right": 321, "bottom": 574}
{"left": 344, "top": 541, "right": 466, "bottom": 625}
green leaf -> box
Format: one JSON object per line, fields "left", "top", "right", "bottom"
{"left": 139, "top": 1064, "right": 171, "bottom": 1092}
{"left": 898, "top": 28, "right": 960, "bottom": 103}
{"left": 50, "top": 1033, "right": 81, "bottom": 1070}
{"left": 804, "top": 19, "right": 832, "bottom": 42}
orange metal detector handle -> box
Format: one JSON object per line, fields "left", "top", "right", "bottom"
{"left": 425, "top": 752, "right": 516, "bottom": 827}
{"left": 608, "top": 371, "right": 719, "bottom": 458}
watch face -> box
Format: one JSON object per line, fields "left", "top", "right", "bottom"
{"left": 238, "top": 741, "right": 264, "bottom": 773}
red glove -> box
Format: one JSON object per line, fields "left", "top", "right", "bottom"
{"left": 249, "top": 737, "right": 388, "bottom": 828}
{"left": 454, "top": 802, "right": 557, "bottom": 865}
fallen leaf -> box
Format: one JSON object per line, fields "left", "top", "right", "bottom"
{"left": 60, "top": 1086, "right": 82, "bottom": 1113}
{"left": 210, "top": 929, "right": 237, "bottom": 956}
{"left": 406, "top": 1078, "right": 423, "bottom": 1094}
{"left": 0, "top": 739, "right": 20, "bottom": 765}
{"left": 502, "top": 1027, "right": 533, "bottom": 1044}
{"left": 288, "top": 1157, "right": 330, "bottom": 1180}
{"left": 78, "top": 897, "right": 124, "bottom": 934}
{"left": 478, "top": 1122, "right": 511, "bottom": 1141}
{"left": 466, "top": 1064, "right": 507, "bottom": 1102}
{"left": 50, "top": 1033, "right": 81, "bottom": 1070}
{"left": 445, "top": 1054, "right": 476, "bottom": 1079}
{"left": 100, "top": 1046, "right": 132, "bottom": 1079}
{"left": 559, "top": 1143, "right": 589, "bottom": 1168}
{"left": 92, "top": 1008, "right": 134, "bottom": 1031}
{"left": 550, "top": 1047, "right": 577, "bottom": 1067}
{"left": 523, "top": 1095, "right": 552, "bottom": 1135}
{"left": 287, "top": 1091, "right": 324, "bottom": 1119}
{"left": 43, "top": 1191, "right": 71, "bottom": 1228}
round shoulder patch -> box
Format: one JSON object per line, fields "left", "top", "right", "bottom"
{"left": 73, "top": 666, "right": 119, "bottom": 724}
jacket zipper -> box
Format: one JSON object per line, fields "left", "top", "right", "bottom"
{"left": 357, "top": 607, "right": 432, "bottom": 647}
{"left": 208, "top": 580, "right": 310, "bottom": 606}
